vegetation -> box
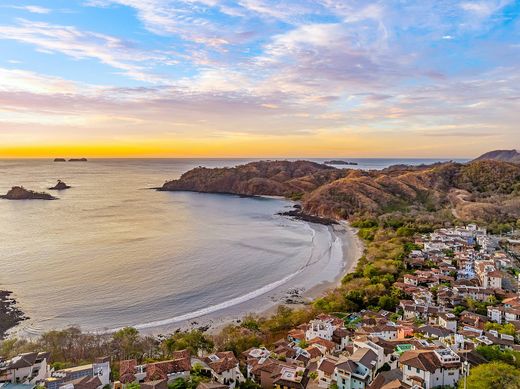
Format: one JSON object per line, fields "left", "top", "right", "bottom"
{"left": 476, "top": 346, "right": 520, "bottom": 368}
{"left": 459, "top": 362, "right": 520, "bottom": 388}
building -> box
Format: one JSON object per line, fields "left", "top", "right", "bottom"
{"left": 333, "top": 348, "right": 378, "bottom": 389}
{"left": 399, "top": 349, "right": 461, "bottom": 389}
{"left": 45, "top": 358, "right": 110, "bottom": 389}
{"left": 201, "top": 352, "right": 244, "bottom": 389}
{"left": 0, "top": 353, "right": 51, "bottom": 385}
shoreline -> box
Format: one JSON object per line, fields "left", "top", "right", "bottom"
{"left": 0, "top": 291, "right": 27, "bottom": 340}
{"left": 138, "top": 220, "right": 363, "bottom": 337}
{"left": 4, "top": 219, "right": 363, "bottom": 340}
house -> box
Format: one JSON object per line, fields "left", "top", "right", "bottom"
{"left": 305, "top": 319, "right": 334, "bottom": 342}
{"left": 353, "top": 338, "right": 395, "bottom": 371}
{"left": 272, "top": 366, "right": 308, "bottom": 389}
{"left": 333, "top": 348, "right": 378, "bottom": 389}
{"left": 0, "top": 353, "right": 51, "bottom": 385}
{"left": 58, "top": 376, "right": 102, "bottom": 389}
{"left": 46, "top": 358, "right": 110, "bottom": 389}
{"left": 332, "top": 328, "right": 350, "bottom": 351}
{"left": 437, "top": 313, "right": 457, "bottom": 333}
{"left": 316, "top": 358, "right": 337, "bottom": 388}
{"left": 485, "top": 271, "right": 503, "bottom": 290}
{"left": 254, "top": 360, "right": 299, "bottom": 389}
{"left": 308, "top": 338, "right": 336, "bottom": 355}
{"left": 367, "top": 369, "right": 409, "bottom": 389}
{"left": 242, "top": 348, "right": 271, "bottom": 380}
{"left": 399, "top": 349, "right": 461, "bottom": 389}
{"left": 201, "top": 352, "right": 244, "bottom": 388}
{"left": 359, "top": 323, "right": 398, "bottom": 341}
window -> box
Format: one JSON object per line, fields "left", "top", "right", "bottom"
{"left": 416, "top": 368, "right": 420, "bottom": 374}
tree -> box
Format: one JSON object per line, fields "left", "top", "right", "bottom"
{"left": 113, "top": 327, "right": 141, "bottom": 360}
{"left": 161, "top": 330, "right": 214, "bottom": 357}
{"left": 459, "top": 362, "right": 520, "bottom": 389}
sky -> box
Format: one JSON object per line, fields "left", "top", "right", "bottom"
{"left": 0, "top": 0, "right": 518, "bottom": 158}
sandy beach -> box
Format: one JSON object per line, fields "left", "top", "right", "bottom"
{"left": 5, "top": 216, "right": 363, "bottom": 340}
{"left": 139, "top": 220, "right": 364, "bottom": 336}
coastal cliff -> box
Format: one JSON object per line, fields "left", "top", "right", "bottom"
{"left": 161, "top": 159, "right": 520, "bottom": 224}
{"left": 160, "top": 160, "right": 347, "bottom": 198}
{"left": 0, "top": 186, "right": 57, "bottom": 200}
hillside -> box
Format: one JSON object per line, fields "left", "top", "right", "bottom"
{"left": 161, "top": 159, "right": 520, "bottom": 224}
{"left": 474, "top": 149, "right": 520, "bottom": 163}
{"left": 160, "top": 160, "right": 347, "bottom": 198}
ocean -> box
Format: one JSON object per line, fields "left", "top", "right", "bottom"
{"left": 0, "top": 158, "right": 466, "bottom": 335}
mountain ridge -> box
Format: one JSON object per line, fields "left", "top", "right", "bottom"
{"left": 474, "top": 149, "right": 520, "bottom": 163}
{"left": 160, "top": 156, "right": 520, "bottom": 224}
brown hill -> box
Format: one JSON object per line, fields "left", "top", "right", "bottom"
{"left": 160, "top": 160, "right": 347, "bottom": 198}
{"left": 161, "top": 159, "right": 520, "bottom": 223}
{"left": 474, "top": 149, "right": 520, "bottom": 163}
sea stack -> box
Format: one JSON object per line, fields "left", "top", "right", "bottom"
{"left": 49, "top": 180, "right": 71, "bottom": 190}
{"left": 0, "top": 186, "right": 57, "bottom": 200}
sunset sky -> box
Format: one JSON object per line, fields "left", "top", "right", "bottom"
{"left": 0, "top": 0, "right": 518, "bottom": 158}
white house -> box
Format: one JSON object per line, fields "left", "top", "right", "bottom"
{"left": 306, "top": 319, "right": 335, "bottom": 341}
{"left": 400, "top": 349, "right": 461, "bottom": 389}
{"left": 333, "top": 348, "right": 378, "bottom": 389}
{"left": 0, "top": 353, "right": 51, "bottom": 385}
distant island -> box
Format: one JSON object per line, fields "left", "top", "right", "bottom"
{"left": 0, "top": 186, "right": 57, "bottom": 200}
{"left": 49, "top": 180, "right": 71, "bottom": 190}
{"left": 54, "top": 158, "right": 88, "bottom": 162}
{"left": 324, "top": 160, "right": 358, "bottom": 165}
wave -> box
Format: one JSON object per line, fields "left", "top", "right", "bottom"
{"left": 105, "top": 224, "right": 342, "bottom": 334}
{"left": 107, "top": 268, "right": 304, "bottom": 333}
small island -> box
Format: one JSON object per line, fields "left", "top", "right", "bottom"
{"left": 69, "top": 158, "right": 88, "bottom": 162}
{"left": 0, "top": 186, "right": 57, "bottom": 200}
{"left": 54, "top": 158, "right": 66, "bottom": 162}
{"left": 324, "top": 160, "right": 358, "bottom": 165}
{"left": 49, "top": 180, "right": 71, "bottom": 190}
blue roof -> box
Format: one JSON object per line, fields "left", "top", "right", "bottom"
{"left": 0, "top": 384, "right": 36, "bottom": 389}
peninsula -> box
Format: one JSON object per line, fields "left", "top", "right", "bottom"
{"left": 160, "top": 154, "right": 520, "bottom": 224}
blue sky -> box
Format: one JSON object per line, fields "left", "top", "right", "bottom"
{"left": 0, "top": 0, "right": 518, "bottom": 157}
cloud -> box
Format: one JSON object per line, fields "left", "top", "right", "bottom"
{"left": 7, "top": 5, "right": 52, "bottom": 14}
{"left": 0, "top": 19, "right": 178, "bottom": 83}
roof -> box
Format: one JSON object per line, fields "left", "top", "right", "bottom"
{"left": 317, "top": 359, "right": 336, "bottom": 375}
{"left": 204, "top": 352, "right": 238, "bottom": 374}
{"left": 368, "top": 369, "right": 408, "bottom": 389}
{"left": 145, "top": 349, "right": 191, "bottom": 381}
{"left": 350, "top": 348, "right": 377, "bottom": 370}
{"left": 141, "top": 380, "right": 168, "bottom": 389}
{"left": 196, "top": 383, "right": 228, "bottom": 389}
{"left": 399, "top": 351, "right": 440, "bottom": 373}
{"left": 66, "top": 376, "right": 102, "bottom": 389}
{"left": 5, "top": 353, "right": 38, "bottom": 369}
{"left": 308, "top": 337, "right": 336, "bottom": 351}
{"left": 0, "top": 385, "right": 36, "bottom": 389}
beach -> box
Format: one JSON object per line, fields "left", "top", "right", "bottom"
{"left": 1, "top": 159, "right": 365, "bottom": 340}
{"left": 137, "top": 220, "right": 363, "bottom": 336}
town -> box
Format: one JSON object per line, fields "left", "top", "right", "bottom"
{"left": 1, "top": 224, "right": 520, "bottom": 389}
